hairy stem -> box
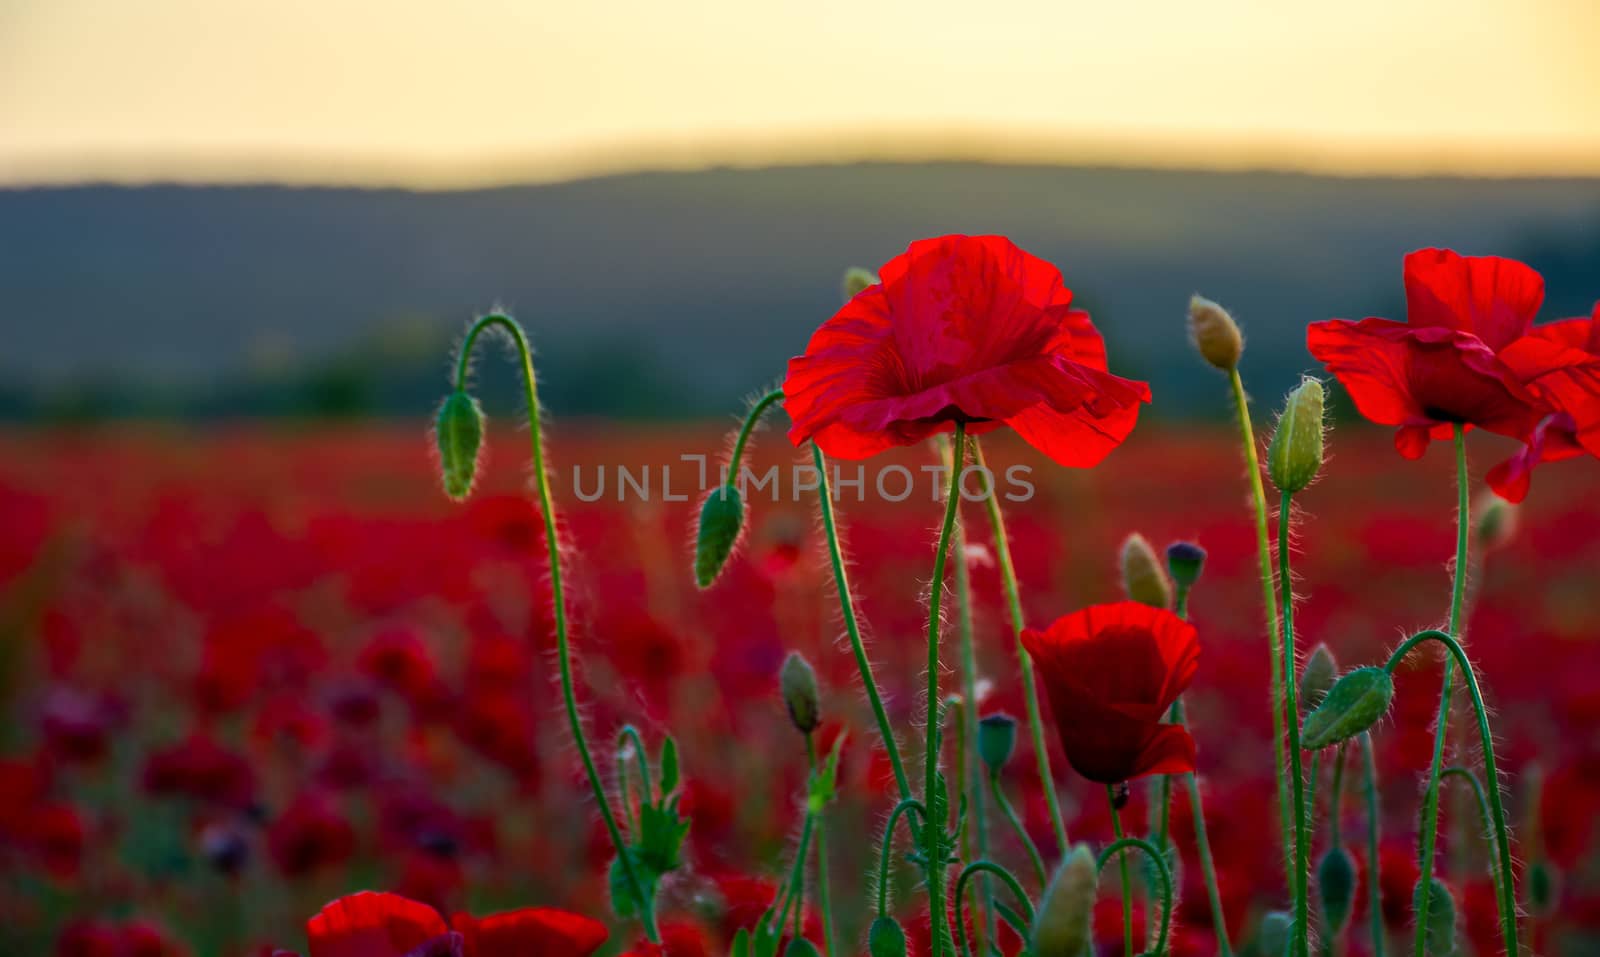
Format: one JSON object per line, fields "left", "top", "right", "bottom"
{"left": 807, "top": 735, "right": 837, "bottom": 957}
{"left": 1279, "top": 493, "right": 1311, "bottom": 957}
{"left": 1098, "top": 837, "right": 1174, "bottom": 957}
{"left": 990, "top": 774, "right": 1047, "bottom": 886}
{"left": 1110, "top": 786, "right": 1134, "bottom": 957}
{"left": 923, "top": 423, "right": 967, "bottom": 957}
{"left": 1361, "top": 733, "right": 1386, "bottom": 957}
{"left": 954, "top": 861, "right": 1036, "bottom": 957}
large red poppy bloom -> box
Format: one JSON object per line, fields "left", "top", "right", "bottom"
{"left": 1021, "top": 601, "right": 1199, "bottom": 784}
{"left": 306, "top": 893, "right": 607, "bottom": 957}
{"left": 1488, "top": 301, "right": 1600, "bottom": 502}
{"left": 1306, "top": 248, "right": 1549, "bottom": 458}
{"left": 783, "top": 235, "right": 1150, "bottom": 467}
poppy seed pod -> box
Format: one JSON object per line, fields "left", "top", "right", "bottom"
{"left": 1120, "top": 533, "right": 1172, "bottom": 609}
{"left": 867, "top": 916, "right": 908, "bottom": 957}
{"left": 1298, "top": 644, "right": 1338, "bottom": 714}
{"left": 841, "top": 266, "right": 880, "bottom": 301}
{"left": 694, "top": 485, "right": 745, "bottom": 588}
{"left": 1413, "top": 877, "right": 1457, "bottom": 955}
{"left": 779, "top": 652, "right": 821, "bottom": 734}
{"left": 435, "top": 390, "right": 484, "bottom": 502}
{"left": 1317, "top": 846, "right": 1356, "bottom": 932}
{"left": 1188, "top": 295, "right": 1244, "bottom": 371}
{"left": 1031, "top": 843, "right": 1097, "bottom": 957}
{"left": 977, "top": 713, "right": 1018, "bottom": 774}
{"left": 1164, "top": 541, "right": 1206, "bottom": 589}
{"left": 1269, "top": 377, "right": 1326, "bottom": 494}
{"left": 1301, "top": 667, "right": 1393, "bottom": 750}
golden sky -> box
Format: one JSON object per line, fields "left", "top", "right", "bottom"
{"left": 2, "top": 0, "right": 1596, "bottom": 186}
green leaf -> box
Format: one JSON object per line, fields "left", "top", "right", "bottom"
{"left": 637, "top": 800, "right": 691, "bottom": 874}
{"left": 807, "top": 731, "right": 847, "bottom": 813}
{"left": 607, "top": 850, "right": 657, "bottom": 920}
{"left": 660, "top": 735, "right": 680, "bottom": 795}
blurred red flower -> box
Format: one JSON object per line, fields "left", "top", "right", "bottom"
{"left": 1307, "top": 248, "right": 1549, "bottom": 458}
{"left": 783, "top": 234, "right": 1150, "bottom": 466}
{"left": 450, "top": 907, "right": 607, "bottom": 957}
{"left": 304, "top": 892, "right": 607, "bottom": 957}
{"left": 1021, "top": 601, "right": 1199, "bottom": 784}
{"left": 268, "top": 792, "right": 356, "bottom": 878}
{"left": 1488, "top": 300, "right": 1600, "bottom": 501}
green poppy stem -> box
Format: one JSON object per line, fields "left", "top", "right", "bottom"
{"left": 990, "top": 773, "right": 1047, "bottom": 887}
{"left": 877, "top": 798, "right": 928, "bottom": 917}
{"left": 1098, "top": 837, "right": 1174, "bottom": 957}
{"left": 972, "top": 438, "right": 1070, "bottom": 856}
{"left": 807, "top": 734, "right": 837, "bottom": 957}
{"left": 453, "top": 313, "right": 657, "bottom": 942}
{"left": 1360, "top": 733, "right": 1386, "bottom": 957}
{"left": 954, "top": 860, "right": 1036, "bottom": 957}
{"left": 1109, "top": 786, "right": 1134, "bottom": 957}
{"left": 923, "top": 423, "right": 967, "bottom": 957}
{"left": 1278, "top": 493, "right": 1311, "bottom": 957}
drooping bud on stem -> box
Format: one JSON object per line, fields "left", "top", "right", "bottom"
{"left": 1119, "top": 533, "right": 1172, "bottom": 609}
{"left": 694, "top": 485, "right": 746, "bottom": 588}
{"left": 842, "top": 267, "right": 880, "bottom": 301}
{"left": 1031, "top": 844, "right": 1098, "bottom": 957}
{"left": 1413, "top": 877, "right": 1458, "bottom": 955}
{"left": 1317, "top": 846, "right": 1356, "bottom": 933}
{"left": 780, "top": 652, "right": 821, "bottom": 734}
{"left": 435, "top": 390, "right": 484, "bottom": 501}
{"left": 1268, "top": 377, "right": 1326, "bottom": 493}
{"left": 1188, "top": 295, "right": 1244, "bottom": 372}
{"left": 1301, "top": 667, "right": 1393, "bottom": 750}
{"left": 868, "top": 916, "right": 908, "bottom": 957}
{"left": 976, "top": 713, "right": 1017, "bottom": 775}
{"left": 1298, "top": 644, "right": 1338, "bottom": 714}
{"left": 1256, "top": 911, "right": 1291, "bottom": 957}
{"left": 1164, "top": 541, "right": 1206, "bottom": 589}
{"left": 1474, "top": 491, "right": 1518, "bottom": 552}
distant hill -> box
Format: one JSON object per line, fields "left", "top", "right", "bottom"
{"left": 1, "top": 163, "right": 1596, "bottom": 420}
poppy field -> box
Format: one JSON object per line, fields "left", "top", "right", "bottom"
{"left": 2, "top": 238, "right": 1599, "bottom": 957}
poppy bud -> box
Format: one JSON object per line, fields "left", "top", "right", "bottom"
{"left": 200, "top": 824, "right": 249, "bottom": 874}
{"left": 867, "top": 916, "right": 908, "bottom": 957}
{"left": 1526, "top": 860, "right": 1557, "bottom": 916}
{"left": 1474, "top": 492, "right": 1518, "bottom": 552}
{"left": 784, "top": 939, "right": 821, "bottom": 957}
{"left": 694, "top": 485, "right": 746, "bottom": 588}
{"left": 435, "top": 390, "right": 484, "bottom": 502}
{"left": 1188, "top": 295, "right": 1244, "bottom": 372}
{"left": 1298, "top": 644, "right": 1338, "bottom": 714}
{"left": 1412, "top": 877, "right": 1457, "bottom": 955}
{"left": 1317, "top": 846, "right": 1356, "bottom": 933}
{"left": 1268, "top": 377, "right": 1326, "bottom": 494}
{"left": 1031, "top": 843, "right": 1097, "bottom": 957}
{"left": 977, "top": 713, "right": 1017, "bottom": 774}
{"left": 780, "top": 652, "right": 821, "bottom": 734}
{"left": 1120, "top": 533, "right": 1172, "bottom": 609}
{"left": 1256, "top": 911, "right": 1292, "bottom": 957}
{"left": 1164, "top": 541, "right": 1206, "bottom": 589}
{"left": 842, "top": 267, "right": 880, "bottom": 301}
{"left": 1301, "top": 667, "right": 1393, "bottom": 750}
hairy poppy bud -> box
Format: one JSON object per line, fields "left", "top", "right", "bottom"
{"left": 435, "top": 390, "right": 484, "bottom": 501}
{"left": 868, "top": 916, "right": 908, "bottom": 957}
{"left": 1317, "top": 846, "right": 1356, "bottom": 933}
{"left": 1120, "top": 533, "right": 1172, "bottom": 609}
{"left": 1031, "top": 843, "right": 1097, "bottom": 957}
{"left": 1298, "top": 644, "right": 1338, "bottom": 714}
{"left": 842, "top": 267, "right": 880, "bottom": 301}
{"left": 1301, "top": 667, "right": 1393, "bottom": 750}
{"left": 1412, "top": 877, "right": 1457, "bottom": 955}
{"left": 1188, "top": 295, "right": 1244, "bottom": 372}
{"left": 1268, "top": 377, "right": 1326, "bottom": 494}
{"left": 1164, "top": 541, "right": 1206, "bottom": 589}
{"left": 1475, "top": 492, "right": 1518, "bottom": 552}
{"left": 694, "top": 485, "right": 746, "bottom": 588}
{"left": 780, "top": 652, "right": 821, "bottom": 734}
{"left": 1256, "top": 911, "right": 1291, "bottom": 957}
{"left": 1526, "top": 860, "right": 1557, "bottom": 915}
{"left": 977, "top": 713, "right": 1017, "bottom": 774}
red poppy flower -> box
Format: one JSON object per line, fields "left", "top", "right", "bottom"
{"left": 1306, "top": 248, "right": 1549, "bottom": 458}
{"left": 783, "top": 235, "right": 1150, "bottom": 467}
{"left": 450, "top": 908, "right": 607, "bottom": 957}
{"left": 1020, "top": 601, "right": 1199, "bottom": 784}
{"left": 1488, "top": 301, "right": 1600, "bottom": 501}
{"left": 305, "top": 893, "right": 453, "bottom": 957}
{"left": 269, "top": 793, "right": 356, "bottom": 878}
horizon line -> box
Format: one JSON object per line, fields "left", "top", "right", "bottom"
{"left": 5, "top": 125, "right": 1600, "bottom": 189}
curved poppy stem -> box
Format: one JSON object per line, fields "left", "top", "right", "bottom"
{"left": 811, "top": 443, "right": 912, "bottom": 800}
{"left": 728, "top": 388, "right": 785, "bottom": 478}
{"left": 877, "top": 798, "right": 929, "bottom": 917}
{"left": 953, "top": 860, "right": 1035, "bottom": 957}
{"left": 971, "top": 438, "right": 1070, "bottom": 856}
{"left": 807, "top": 734, "right": 837, "bottom": 957}
{"left": 1360, "top": 732, "right": 1386, "bottom": 957}
{"left": 1278, "top": 493, "right": 1311, "bottom": 957}
{"left": 453, "top": 313, "right": 657, "bottom": 941}
{"left": 923, "top": 423, "right": 967, "bottom": 957}
{"left": 1227, "top": 369, "right": 1295, "bottom": 895}
{"left": 775, "top": 810, "right": 816, "bottom": 940}
{"left": 616, "top": 725, "right": 655, "bottom": 807}
{"left": 1384, "top": 629, "right": 1518, "bottom": 957}
{"left": 989, "top": 773, "right": 1047, "bottom": 886}
{"left": 1441, "top": 765, "right": 1501, "bottom": 915}
{"left": 1109, "top": 786, "right": 1135, "bottom": 957}
{"left": 1098, "top": 837, "right": 1173, "bottom": 957}
{"left": 1408, "top": 426, "right": 1482, "bottom": 957}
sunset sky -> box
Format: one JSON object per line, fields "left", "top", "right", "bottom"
{"left": 2, "top": 0, "right": 1597, "bottom": 186}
